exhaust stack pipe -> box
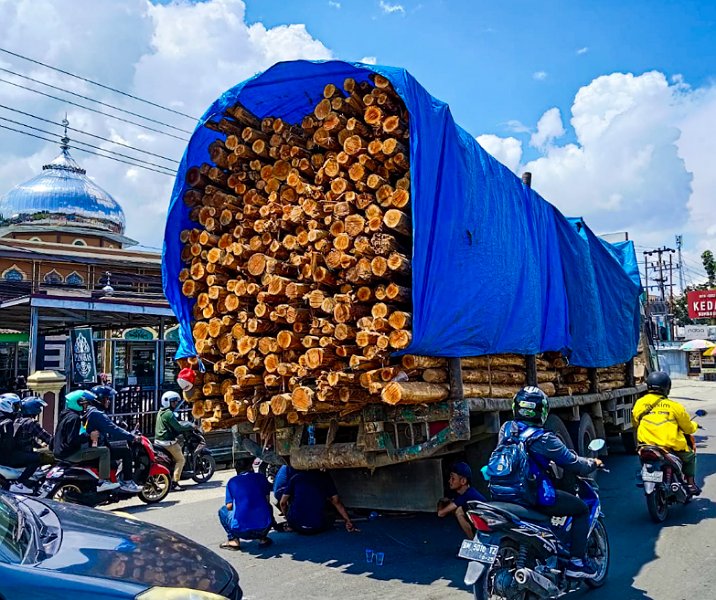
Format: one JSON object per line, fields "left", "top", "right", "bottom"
{"left": 514, "top": 568, "right": 559, "bottom": 597}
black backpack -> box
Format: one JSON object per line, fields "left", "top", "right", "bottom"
{"left": 0, "top": 417, "right": 16, "bottom": 455}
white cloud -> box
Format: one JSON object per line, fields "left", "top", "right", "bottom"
{"left": 379, "top": 1, "right": 405, "bottom": 15}
{"left": 359, "top": 56, "right": 378, "bottom": 65}
{"left": 529, "top": 107, "right": 565, "bottom": 149}
{"left": 503, "top": 119, "right": 530, "bottom": 134}
{"left": 533, "top": 71, "right": 548, "bottom": 81}
{"left": 476, "top": 134, "right": 522, "bottom": 173}
{"left": 519, "top": 72, "right": 696, "bottom": 249}
{"left": 577, "top": 47, "right": 589, "bottom": 55}
{"left": 476, "top": 70, "right": 715, "bottom": 259}
{"left": 0, "top": 0, "right": 332, "bottom": 247}
{"left": 328, "top": 1, "right": 341, "bottom": 8}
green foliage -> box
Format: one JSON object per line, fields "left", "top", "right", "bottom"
{"left": 673, "top": 293, "right": 692, "bottom": 326}
{"left": 703, "top": 250, "right": 716, "bottom": 286}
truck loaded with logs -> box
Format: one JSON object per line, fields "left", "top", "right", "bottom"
{"left": 162, "top": 61, "right": 650, "bottom": 511}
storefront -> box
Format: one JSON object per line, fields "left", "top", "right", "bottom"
{"left": 0, "top": 331, "right": 29, "bottom": 391}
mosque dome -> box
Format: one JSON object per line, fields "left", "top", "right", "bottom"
{"left": 0, "top": 136, "right": 126, "bottom": 235}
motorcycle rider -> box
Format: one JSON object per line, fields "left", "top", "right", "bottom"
{"left": 14, "top": 397, "right": 54, "bottom": 468}
{"left": 0, "top": 393, "right": 39, "bottom": 494}
{"left": 53, "top": 389, "right": 119, "bottom": 493}
{"left": 492, "top": 386, "right": 602, "bottom": 579}
{"left": 155, "top": 391, "right": 195, "bottom": 491}
{"left": 632, "top": 371, "right": 700, "bottom": 495}
{"left": 84, "top": 385, "right": 142, "bottom": 493}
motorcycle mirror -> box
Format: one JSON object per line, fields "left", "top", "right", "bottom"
{"left": 588, "top": 439, "right": 606, "bottom": 452}
{"left": 695, "top": 409, "right": 708, "bottom": 417}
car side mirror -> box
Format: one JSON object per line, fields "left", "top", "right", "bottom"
{"left": 695, "top": 409, "right": 708, "bottom": 417}
{"left": 588, "top": 439, "right": 606, "bottom": 452}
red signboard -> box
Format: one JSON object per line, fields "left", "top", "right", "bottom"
{"left": 688, "top": 289, "right": 716, "bottom": 319}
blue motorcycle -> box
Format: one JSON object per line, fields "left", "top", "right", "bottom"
{"left": 460, "top": 439, "right": 610, "bottom": 599}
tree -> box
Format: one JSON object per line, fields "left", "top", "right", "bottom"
{"left": 703, "top": 250, "right": 716, "bottom": 286}
{"left": 673, "top": 292, "right": 692, "bottom": 327}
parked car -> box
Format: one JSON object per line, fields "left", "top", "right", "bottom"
{"left": 0, "top": 491, "right": 242, "bottom": 599}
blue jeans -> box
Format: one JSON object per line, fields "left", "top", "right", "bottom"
{"left": 218, "top": 506, "right": 270, "bottom": 541}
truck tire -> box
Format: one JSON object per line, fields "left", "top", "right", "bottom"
{"left": 568, "top": 413, "right": 597, "bottom": 457}
{"left": 544, "top": 415, "right": 574, "bottom": 450}
{"left": 621, "top": 431, "right": 638, "bottom": 455}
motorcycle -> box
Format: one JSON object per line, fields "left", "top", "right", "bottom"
{"left": 154, "top": 429, "right": 216, "bottom": 484}
{"left": 39, "top": 434, "right": 171, "bottom": 506}
{"left": 461, "top": 438, "right": 609, "bottom": 599}
{"left": 0, "top": 463, "right": 51, "bottom": 495}
{"left": 637, "top": 408, "right": 707, "bottom": 523}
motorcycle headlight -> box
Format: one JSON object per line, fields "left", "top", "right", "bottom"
{"left": 135, "top": 587, "right": 229, "bottom": 600}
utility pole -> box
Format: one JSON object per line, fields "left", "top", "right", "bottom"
{"left": 675, "top": 234, "right": 685, "bottom": 293}
{"left": 644, "top": 246, "right": 676, "bottom": 343}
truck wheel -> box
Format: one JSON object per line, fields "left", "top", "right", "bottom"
{"left": 621, "top": 431, "right": 638, "bottom": 455}
{"left": 570, "top": 413, "right": 597, "bottom": 457}
{"left": 544, "top": 415, "right": 574, "bottom": 450}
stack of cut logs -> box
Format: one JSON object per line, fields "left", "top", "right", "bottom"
{"left": 176, "top": 73, "right": 644, "bottom": 434}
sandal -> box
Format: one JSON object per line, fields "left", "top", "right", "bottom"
{"left": 274, "top": 522, "right": 292, "bottom": 533}
{"left": 258, "top": 537, "right": 274, "bottom": 548}
{"left": 219, "top": 541, "right": 241, "bottom": 551}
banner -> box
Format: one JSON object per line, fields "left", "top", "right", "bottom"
{"left": 71, "top": 327, "right": 97, "bottom": 384}
{"left": 688, "top": 289, "right": 716, "bottom": 320}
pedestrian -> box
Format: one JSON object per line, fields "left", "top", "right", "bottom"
{"left": 272, "top": 463, "right": 295, "bottom": 512}
{"left": 279, "top": 469, "right": 357, "bottom": 534}
{"left": 437, "top": 462, "right": 486, "bottom": 539}
{"left": 218, "top": 457, "right": 273, "bottom": 550}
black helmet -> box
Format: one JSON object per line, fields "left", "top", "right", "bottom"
{"left": 512, "top": 386, "right": 550, "bottom": 426}
{"left": 89, "top": 385, "right": 115, "bottom": 410}
{"left": 646, "top": 371, "right": 671, "bottom": 396}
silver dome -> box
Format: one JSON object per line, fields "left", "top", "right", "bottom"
{"left": 0, "top": 146, "right": 126, "bottom": 234}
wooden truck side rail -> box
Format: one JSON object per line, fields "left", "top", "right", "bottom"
{"left": 270, "top": 383, "right": 646, "bottom": 471}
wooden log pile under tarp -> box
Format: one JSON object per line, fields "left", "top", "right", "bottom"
{"left": 176, "top": 73, "right": 645, "bottom": 434}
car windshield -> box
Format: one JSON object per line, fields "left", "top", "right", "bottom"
{"left": 0, "top": 496, "right": 32, "bottom": 563}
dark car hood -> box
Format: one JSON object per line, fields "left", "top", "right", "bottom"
{"left": 35, "top": 500, "right": 235, "bottom": 594}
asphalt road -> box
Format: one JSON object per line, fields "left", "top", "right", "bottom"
{"left": 111, "top": 380, "right": 716, "bottom": 600}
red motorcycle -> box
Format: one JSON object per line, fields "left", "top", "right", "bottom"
{"left": 40, "top": 434, "right": 171, "bottom": 506}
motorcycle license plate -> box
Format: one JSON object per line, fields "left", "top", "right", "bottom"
{"left": 458, "top": 539, "right": 499, "bottom": 564}
{"left": 641, "top": 468, "right": 663, "bottom": 482}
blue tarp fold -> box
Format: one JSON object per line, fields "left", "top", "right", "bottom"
{"left": 162, "top": 60, "right": 641, "bottom": 367}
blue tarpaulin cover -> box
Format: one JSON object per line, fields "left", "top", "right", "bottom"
{"left": 163, "top": 60, "right": 641, "bottom": 367}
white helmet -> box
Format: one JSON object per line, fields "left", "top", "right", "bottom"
{"left": 0, "top": 393, "right": 21, "bottom": 415}
{"left": 161, "top": 391, "right": 181, "bottom": 409}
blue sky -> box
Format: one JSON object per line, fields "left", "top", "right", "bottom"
{"left": 0, "top": 0, "right": 713, "bottom": 275}
{"left": 244, "top": 0, "right": 716, "bottom": 158}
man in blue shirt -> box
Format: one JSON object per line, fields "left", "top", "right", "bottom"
{"left": 218, "top": 457, "right": 273, "bottom": 550}
{"left": 437, "top": 462, "right": 486, "bottom": 538}
{"left": 279, "top": 469, "right": 356, "bottom": 534}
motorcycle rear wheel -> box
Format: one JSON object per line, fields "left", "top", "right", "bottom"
{"left": 50, "top": 483, "right": 84, "bottom": 504}
{"left": 585, "top": 517, "right": 610, "bottom": 588}
{"left": 472, "top": 542, "right": 534, "bottom": 600}
{"left": 192, "top": 453, "right": 216, "bottom": 483}
{"left": 139, "top": 473, "right": 171, "bottom": 504}
{"left": 646, "top": 487, "right": 669, "bottom": 523}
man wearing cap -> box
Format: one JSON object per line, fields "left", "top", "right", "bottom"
{"left": 437, "top": 462, "right": 486, "bottom": 539}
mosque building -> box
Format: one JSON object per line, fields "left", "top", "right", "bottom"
{"left": 0, "top": 122, "right": 177, "bottom": 427}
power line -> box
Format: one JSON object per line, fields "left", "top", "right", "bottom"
{"left": 0, "top": 77, "right": 189, "bottom": 142}
{"left": 0, "top": 114, "right": 176, "bottom": 174}
{"left": 0, "top": 103, "right": 178, "bottom": 163}
{"left": 0, "top": 67, "right": 193, "bottom": 135}
{"left": 0, "top": 46, "right": 198, "bottom": 121}
{"left": 0, "top": 123, "right": 176, "bottom": 177}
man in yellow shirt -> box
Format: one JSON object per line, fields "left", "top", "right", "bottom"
{"left": 632, "top": 371, "right": 700, "bottom": 495}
